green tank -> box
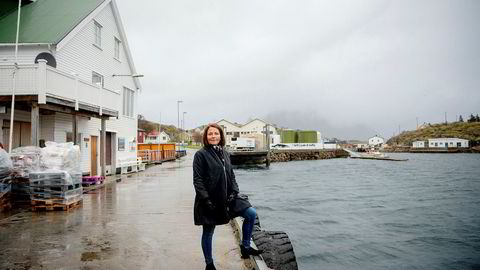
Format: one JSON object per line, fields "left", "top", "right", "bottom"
{"left": 281, "top": 130, "right": 297, "bottom": 143}
{"left": 297, "top": 131, "right": 318, "bottom": 143}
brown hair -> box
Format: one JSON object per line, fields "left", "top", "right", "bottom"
{"left": 202, "top": 123, "right": 226, "bottom": 147}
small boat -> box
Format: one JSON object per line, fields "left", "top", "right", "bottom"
{"left": 343, "top": 149, "right": 408, "bottom": 161}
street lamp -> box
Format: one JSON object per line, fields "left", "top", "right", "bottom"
{"left": 183, "top": 111, "right": 187, "bottom": 130}
{"left": 112, "top": 74, "right": 144, "bottom": 78}
{"left": 177, "top": 100, "right": 183, "bottom": 129}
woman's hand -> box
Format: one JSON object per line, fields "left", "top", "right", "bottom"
{"left": 227, "top": 192, "right": 238, "bottom": 203}
{"left": 205, "top": 200, "right": 215, "bottom": 211}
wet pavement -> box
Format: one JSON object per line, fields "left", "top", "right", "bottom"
{"left": 0, "top": 150, "right": 247, "bottom": 270}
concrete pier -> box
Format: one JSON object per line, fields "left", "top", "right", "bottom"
{"left": 0, "top": 150, "right": 247, "bottom": 270}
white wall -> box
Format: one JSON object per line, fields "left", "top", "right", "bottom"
{"left": 368, "top": 136, "right": 384, "bottom": 146}
{"left": 55, "top": 3, "right": 135, "bottom": 93}
{"left": 412, "top": 141, "right": 425, "bottom": 148}
{"left": 0, "top": 45, "right": 50, "bottom": 65}
{"left": 54, "top": 2, "right": 138, "bottom": 171}
{"left": 428, "top": 138, "right": 469, "bottom": 148}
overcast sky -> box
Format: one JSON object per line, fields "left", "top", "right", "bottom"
{"left": 115, "top": 0, "right": 480, "bottom": 140}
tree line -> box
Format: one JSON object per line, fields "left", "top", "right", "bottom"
{"left": 458, "top": 114, "right": 480, "bottom": 123}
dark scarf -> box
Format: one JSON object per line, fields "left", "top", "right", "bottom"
{"left": 212, "top": 145, "right": 224, "bottom": 164}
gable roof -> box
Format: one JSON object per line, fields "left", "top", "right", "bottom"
{"left": 217, "top": 118, "right": 277, "bottom": 129}
{"left": 217, "top": 119, "right": 242, "bottom": 128}
{"left": 0, "top": 0, "right": 105, "bottom": 44}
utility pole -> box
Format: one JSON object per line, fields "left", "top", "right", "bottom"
{"left": 445, "top": 112, "right": 447, "bottom": 124}
{"left": 416, "top": 117, "right": 418, "bottom": 129}
{"left": 265, "top": 124, "right": 270, "bottom": 167}
{"left": 160, "top": 112, "right": 162, "bottom": 131}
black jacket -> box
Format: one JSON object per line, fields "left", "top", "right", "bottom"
{"left": 193, "top": 146, "right": 239, "bottom": 225}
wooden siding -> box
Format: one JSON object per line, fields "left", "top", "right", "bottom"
{"left": 0, "top": 46, "right": 49, "bottom": 65}
{"left": 55, "top": 3, "right": 136, "bottom": 93}
{"left": 52, "top": 2, "right": 139, "bottom": 173}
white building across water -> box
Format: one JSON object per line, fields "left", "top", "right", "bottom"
{"left": 412, "top": 141, "right": 426, "bottom": 148}
{"left": 428, "top": 138, "right": 469, "bottom": 148}
{"left": 368, "top": 135, "right": 385, "bottom": 147}
{"left": 0, "top": 0, "right": 142, "bottom": 176}
{"left": 217, "top": 119, "right": 281, "bottom": 149}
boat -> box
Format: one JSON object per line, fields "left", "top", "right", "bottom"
{"left": 343, "top": 149, "right": 408, "bottom": 161}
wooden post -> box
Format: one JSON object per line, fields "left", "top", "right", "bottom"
{"left": 266, "top": 124, "right": 270, "bottom": 167}
{"left": 74, "top": 74, "right": 79, "bottom": 111}
{"left": 31, "top": 102, "right": 40, "bottom": 146}
{"left": 100, "top": 117, "right": 106, "bottom": 177}
{"left": 72, "top": 113, "right": 78, "bottom": 145}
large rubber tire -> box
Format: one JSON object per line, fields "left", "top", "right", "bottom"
{"left": 252, "top": 230, "right": 298, "bottom": 270}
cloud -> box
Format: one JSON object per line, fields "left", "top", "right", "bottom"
{"left": 117, "top": 0, "right": 480, "bottom": 139}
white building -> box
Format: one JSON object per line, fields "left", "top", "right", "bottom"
{"left": 145, "top": 131, "right": 170, "bottom": 144}
{"left": 0, "top": 0, "right": 141, "bottom": 176}
{"left": 428, "top": 138, "right": 469, "bottom": 148}
{"left": 412, "top": 141, "right": 426, "bottom": 148}
{"left": 217, "top": 119, "right": 281, "bottom": 148}
{"left": 368, "top": 135, "right": 385, "bottom": 147}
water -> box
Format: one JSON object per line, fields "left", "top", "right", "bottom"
{"left": 234, "top": 153, "right": 480, "bottom": 270}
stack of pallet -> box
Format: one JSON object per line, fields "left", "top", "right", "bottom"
{"left": 0, "top": 177, "right": 12, "bottom": 212}
{"left": 30, "top": 142, "right": 83, "bottom": 211}
{"left": 82, "top": 175, "right": 105, "bottom": 187}
{"left": 0, "top": 148, "right": 12, "bottom": 212}
{"left": 10, "top": 146, "right": 42, "bottom": 205}
{"left": 29, "top": 171, "right": 82, "bottom": 211}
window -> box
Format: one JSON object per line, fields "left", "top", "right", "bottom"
{"left": 94, "top": 21, "right": 102, "bottom": 47}
{"left": 114, "top": 37, "right": 121, "bottom": 59}
{"left": 123, "top": 87, "right": 134, "bottom": 117}
{"left": 92, "top": 72, "right": 103, "bottom": 87}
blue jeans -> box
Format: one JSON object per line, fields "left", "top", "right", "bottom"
{"left": 201, "top": 207, "right": 257, "bottom": 264}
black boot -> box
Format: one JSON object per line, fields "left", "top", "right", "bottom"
{"left": 240, "top": 244, "right": 263, "bottom": 259}
{"left": 205, "top": 262, "right": 216, "bottom": 270}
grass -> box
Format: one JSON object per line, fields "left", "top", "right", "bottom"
{"left": 387, "top": 122, "right": 480, "bottom": 146}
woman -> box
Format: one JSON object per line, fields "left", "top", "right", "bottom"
{"left": 193, "top": 123, "right": 262, "bottom": 270}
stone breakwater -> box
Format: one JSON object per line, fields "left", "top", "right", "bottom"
{"left": 270, "top": 149, "right": 348, "bottom": 162}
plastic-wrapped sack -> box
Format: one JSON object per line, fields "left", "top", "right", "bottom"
{"left": 0, "top": 148, "right": 12, "bottom": 179}
{"left": 10, "top": 146, "right": 41, "bottom": 178}
{"left": 40, "top": 142, "right": 81, "bottom": 173}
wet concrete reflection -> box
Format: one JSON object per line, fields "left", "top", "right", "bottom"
{"left": 0, "top": 151, "right": 245, "bottom": 270}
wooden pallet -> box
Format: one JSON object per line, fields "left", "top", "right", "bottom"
{"left": 82, "top": 178, "right": 104, "bottom": 187}
{"left": 31, "top": 199, "right": 82, "bottom": 211}
{"left": 31, "top": 195, "right": 82, "bottom": 206}
{"left": 0, "top": 193, "right": 12, "bottom": 212}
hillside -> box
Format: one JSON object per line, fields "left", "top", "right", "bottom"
{"left": 386, "top": 122, "right": 480, "bottom": 146}
{"left": 138, "top": 115, "right": 185, "bottom": 142}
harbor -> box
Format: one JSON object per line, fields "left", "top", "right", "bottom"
{"left": 234, "top": 153, "right": 480, "bottom": 270}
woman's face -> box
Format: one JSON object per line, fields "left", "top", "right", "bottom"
{"left": 207, "top": 127, "right": 221, "bottom": 145}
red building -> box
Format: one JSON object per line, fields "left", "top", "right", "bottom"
{"left": 137, "top": 129, "right": 147, "bottom": 143}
